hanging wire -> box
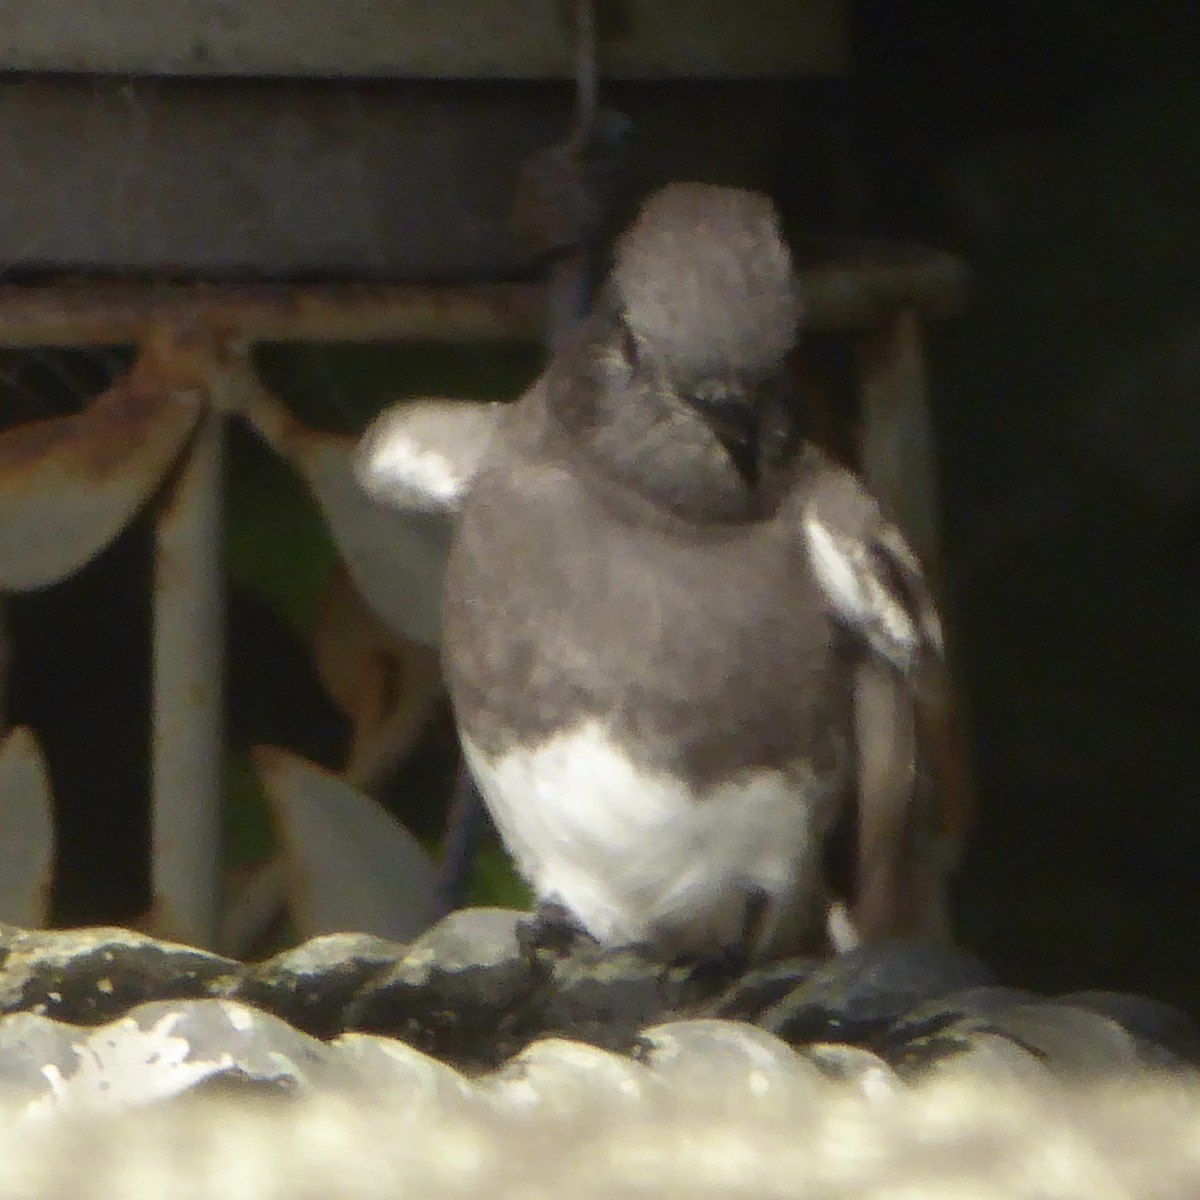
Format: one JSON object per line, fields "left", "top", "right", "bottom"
{"left": 548, "top": 0, "right": 612, "bottom": 348}
{"left": 437, "top": 0, "right": 619, "bottom": 915}
{"left": 574, "top": 0, "right": 598, "bottom": 139}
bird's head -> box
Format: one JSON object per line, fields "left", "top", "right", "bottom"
{"left": 552, "top": 183, "right": 805, "bottom": 522}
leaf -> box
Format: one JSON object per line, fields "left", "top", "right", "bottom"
{"left": 0, "top": 374, "right": 201, "bottom": 591}
{"left": 237, "top": 388, "right": 451, "bottom": 646}
{"left": 253, "top": 746, "right": 436, "bottom": 943}
{"left": 0, "top": 726, "right": 54, "bottom": 928}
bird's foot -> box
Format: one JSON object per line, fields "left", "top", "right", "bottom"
{"left": 518, "top": 900, "right": 597, "bottom": 963}
{"left": 665, "top": 888, "right": 778, "bottom": 989}
{"left": 670, "top": 941, "right": 753, "bottom": 992}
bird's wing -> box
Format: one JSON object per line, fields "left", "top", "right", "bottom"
{"left": 801, "top": 471, "right": 943, "bottom": 679}
{"left": 355, "top": 399, "right": 504, "bottom": 515}
{"left": 801, "top": 465, "right": 957, "bottom": 948}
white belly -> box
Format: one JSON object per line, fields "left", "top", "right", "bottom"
{"left": 462, "top": 720, "right": 833, "bottom": 955}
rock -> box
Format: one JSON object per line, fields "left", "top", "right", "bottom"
{"left": 539, "top": 944, "right": 725, "bottom": 1055}
{"left": 803, "top": 1042, "right": 904, "bottom": 1099}
{"left": 891, "top": 999, "right": 1145, "bottom": 1082}
{"left": 892, "top": 1014, "right": 1055, "bottom": 1086}
{"left": 341, "top": 908, "right": 542, "bottom": 1070}
{"left": 1, "top": 998, "right": 338, "bottom": 1118}
{"left": 701, "top": 957, "right": 819, "bottom": 1022}
{"left": 480, "top": 1036, "right": 654, "bottom": 1118}
{"left": 0, "top": 1010, "right": 92, "bottom": 1109}
{"left": 1, "top": 915, "right": 1196, "bottom": 1112}
{"left": 760, "top": 940, "right": 996, "bottom": 1047}
{"left": 922, "top": 1029, "right": 1055, "bottom": 1089}
{"left": 236, "top": 932, "right": 406, "bottom": 1038}
{"left": 328, "top": 1030, "right": 476, "bottom": 1110}
{"left": 1057, "top": 991, "right": 1200, "bottom": 1066}
{"left": 0, "top": 926, "right": 241, "bottom": 1024}
{"left": 882, "top": 984, "right": 1038, "bottom": 1061}
{"left": 638, "top": 1019, "right": 828, "bottom": 1113}
{"left": 980, "top": 1003, "right": 1144, "bottom": 1076}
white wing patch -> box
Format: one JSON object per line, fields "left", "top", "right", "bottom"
{"left": 803, "top": 511, "right": 924, "bottom": 675}
{"left": 801, "top": 469, "right": 952, "bottom": 946}
{"left": 367, "top": 439, "right": 462, "bottom": 507}
{"left": 355, "top": 399, "right": 502, "bottom": 515}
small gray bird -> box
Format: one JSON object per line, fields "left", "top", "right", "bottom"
{"left": 357, "top": 183, "right": 953, "bottom": 962}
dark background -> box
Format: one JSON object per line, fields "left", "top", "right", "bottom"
{"left": 844, "top": 0, "right": 1200, "bottom": 1007}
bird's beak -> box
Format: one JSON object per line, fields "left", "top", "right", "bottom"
{"left": 691, "top": 391, "right": 761, "bottom": 488}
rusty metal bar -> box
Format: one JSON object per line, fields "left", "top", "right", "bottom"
{"left": 0, "top": 248, "right": 964, "bottom": 350}
{"left": 0, "top": 283, "right": 548, "bottom": 348}
{"left": 797, "top": 241, "right": 967, "bottom": 334}
{"left": 854, "top": 309, "right": 975, "bottom": 857}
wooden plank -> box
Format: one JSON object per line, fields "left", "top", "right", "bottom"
{"left": 0, "top": 0, "right": 847, "bottom": 79}
{"left": 0, "top": 77, "right": 811, "bottom": 277}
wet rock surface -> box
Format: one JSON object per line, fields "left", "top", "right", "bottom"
{"left": 235, "top": 932, "right": 406, "bottom": 1040}
{"left": 758, "top": 940, "right": 996, "bottom": 1048}
{"left": 0, "top": 908, "right": 1197, "bottom": 1111}
{"left": 0, "top": 925, "right": 241, "bottom": 1024}
{"left": 341, "top": 908, "right": 546, "bottom": 1069}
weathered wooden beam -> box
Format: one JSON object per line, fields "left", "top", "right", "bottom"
{"left": 0, "top": 77, "right": 829, "bottom": 279}
{"left": 0, "top": 1, "right": 847, "bottom": 80}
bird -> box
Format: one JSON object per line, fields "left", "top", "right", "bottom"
{"left": 356, "top": 182, "right": 954, "bottom": 963}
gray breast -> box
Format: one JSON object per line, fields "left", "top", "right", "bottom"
{"left": 441, "top": 410, "right": 852, "bottom": 796}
